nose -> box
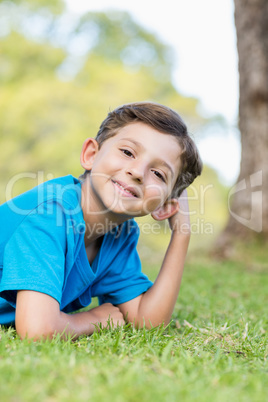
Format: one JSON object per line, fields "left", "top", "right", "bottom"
{"left": 126, "top": 162, "right": 144, "bottom": 183}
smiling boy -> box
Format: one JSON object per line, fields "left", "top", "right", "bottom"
{"left": 0, "top": 102, "right": 202, "bottom": 340}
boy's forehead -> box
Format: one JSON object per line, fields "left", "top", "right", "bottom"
{"left": 113, "top": 122, "right": 180, "bottom": 148}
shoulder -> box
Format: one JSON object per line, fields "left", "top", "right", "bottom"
{"left": 0, "top": 175, "right": 83, "bottom": 247}
{"left": 40, "top": 175, "right": 81, "bottom": 208}
{"left": 1, "top": 175, "right": 80, "bottom": 214}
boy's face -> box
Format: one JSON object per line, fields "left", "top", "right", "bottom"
{"left": 86, "top": 122, "right": 182, "bottom": 218}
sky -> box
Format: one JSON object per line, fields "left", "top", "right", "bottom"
{"left": 65, "top": 0, "right": 241, "bottom": 185}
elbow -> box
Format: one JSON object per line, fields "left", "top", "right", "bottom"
{"left": 16, "top": 324, "right": 56, "bottom": 341}
{"left": 15, "top": 317, "right": 57, "bottom": 341}
{"left": 145, "top": 318, "right": 170, "bottom": 329}
{"left": 130, "top": 315, "right": 171, "bottom": 330}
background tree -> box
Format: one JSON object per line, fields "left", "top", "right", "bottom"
{"left": 0, "top": 0, "right": 204, "bottom": 200}
{"left": 216, "top": 0, "right": 268, "bottom": 255}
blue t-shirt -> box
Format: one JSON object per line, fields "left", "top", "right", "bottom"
{"left": 0, "top": 175, "right": 152, "bottom": 325}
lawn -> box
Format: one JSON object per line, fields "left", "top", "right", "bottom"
{"left": 0, "top": 248, "right": 267, "bottom": 402}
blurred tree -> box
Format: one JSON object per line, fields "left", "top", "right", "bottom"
{"left": 0, "top": 0, "right": 63, "bottom": 9}
{"left": 217, "top": 0, "right": 268, "bottom": 254}
{"left": 73, "top": 11, "right": 173, "bottom": 82}
{"left": 0, "top": 32, "right": 66, "bottom": 83}
{"left": 0, "top": 0, "right": 206, "bottom": 202}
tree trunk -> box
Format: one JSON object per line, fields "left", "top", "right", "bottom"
{"left": 216, "top": 0, "right": 268, "bottom": 255}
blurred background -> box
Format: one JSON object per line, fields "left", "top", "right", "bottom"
{"left": 0, "top": 0, "right": 242, "bottom": 255}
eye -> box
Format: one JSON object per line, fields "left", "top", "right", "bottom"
{"left": 120, "top": 149, "right": 134, "bottom": 158}
{"left": 153, "top": 170, "right": 166, "bottom": 182}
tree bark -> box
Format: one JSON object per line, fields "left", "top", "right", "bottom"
{"left": 216, "top": 0, "right": 268, "bottom": 254}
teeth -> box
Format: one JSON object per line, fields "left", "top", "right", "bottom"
{"left": 114, "top": 181, "right": 136, "bottom": 197}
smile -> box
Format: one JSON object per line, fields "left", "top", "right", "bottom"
{"left": 111, "top": 180, "right": 138, "bottom": 198}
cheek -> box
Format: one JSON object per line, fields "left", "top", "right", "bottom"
{"left": 92, "top": 153, "right": 121, "bottom": 175}
{"left": 147, "top": 182, "right": 168, "bottom": 198}
{"left": 142, "top": 185, "right": 168, "bottom": 211}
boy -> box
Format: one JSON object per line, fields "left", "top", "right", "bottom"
{"left": 0, "top": 102, "right": 202, "bottom": 340}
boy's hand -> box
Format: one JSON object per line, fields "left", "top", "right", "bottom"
{"left": 89, "top": 303, "right": 125, "bottom": 329}
{"left": 16, "top": 291, "right": 125, "bottom": 340}
{"left": 168, "top": 189, "right": 191, "bottom": 235}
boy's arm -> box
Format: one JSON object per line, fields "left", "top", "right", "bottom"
{"left": 16, "top": 290, "right": 125, "bottom": 340}
{"left": 118, "top": 190, "right": 191, "bottom": 328}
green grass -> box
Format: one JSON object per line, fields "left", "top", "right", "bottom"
{"left": 0, "top": 254, "right": 267, "bottom": 402}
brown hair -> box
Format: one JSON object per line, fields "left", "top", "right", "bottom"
{"left": 81, "top": 102, "right": 202, "bottom": 197}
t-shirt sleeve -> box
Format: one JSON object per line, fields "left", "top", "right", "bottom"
{"left": 0, "top": 201, "right": 67, "bottom": 307}
{"left": 94, "top": 220, "right": 153, "bottom": 306}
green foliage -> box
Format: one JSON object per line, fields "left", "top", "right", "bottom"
{"left": 0, "top": 256, "right": 267, "bottom": 401}
{"left": 0, "top": 32, "right": 66, "bottom": 83}
{"left": 75, "top": 11, "right": 174, "bottom": 81}
{"left": 0, "top": 2, "right": 207, "bottom": 203}
{"left": 0, "top": 0, "right": 64, "bottom": 14}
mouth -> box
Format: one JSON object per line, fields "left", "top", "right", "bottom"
{"left": 111, "top": 179, "right": 139, "bottom": 198}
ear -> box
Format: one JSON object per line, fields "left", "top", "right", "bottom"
{"left": 151, "top": 198, "right": 180, "bottom": 221}
{"left": 80, "top": 138, "right": 99, "bottom": 170}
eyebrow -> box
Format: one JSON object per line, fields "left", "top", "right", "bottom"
{"left": 119, "top": 137, "right": 175, "bottom": 178}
